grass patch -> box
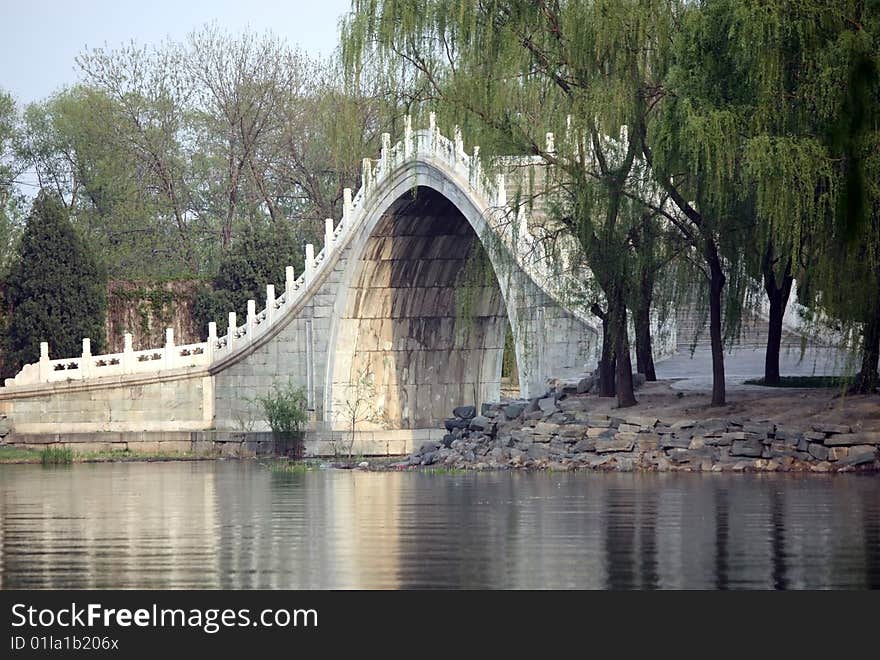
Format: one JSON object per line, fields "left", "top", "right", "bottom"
{"left": 744, "top": 376, "right": 846, "bottom": 388}
{"left": 0, "top": 445, "right": 203, "bottom": 465}
{"left": 78, "top": 449, "right": 196, "bottom": 462}
{"left": 0, "top": 445, "right": 42, "bottom": 463}
{"left": 40, "top": 447, "right": 73, "bottom": 465}
{"left": 263, "top": 460, "right": 311, "bottom": 474}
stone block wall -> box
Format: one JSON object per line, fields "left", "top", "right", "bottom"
{"left": 0, "top": 370, "right": 213, "bottom": 434}
{"left": 211, "top": 245, "right": 350, "bottom": 431}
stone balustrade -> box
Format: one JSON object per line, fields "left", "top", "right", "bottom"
{"left": 4, "top": 329, "right": 211, "bottom": 387}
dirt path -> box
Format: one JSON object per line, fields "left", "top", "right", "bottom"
{"left": 583, "top": 380, "right": 880, "bottom": 433}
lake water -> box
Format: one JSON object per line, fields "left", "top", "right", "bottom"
{"left": 1, "top": 460, "right": 878, "bottom": 589}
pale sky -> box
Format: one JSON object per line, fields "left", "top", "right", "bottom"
{"left": 0, "top": 0, "right": 354, "bottom": 105}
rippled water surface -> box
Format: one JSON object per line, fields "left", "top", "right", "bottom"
{"left": 1, "top": 461, "right": 879, "bottom": 589}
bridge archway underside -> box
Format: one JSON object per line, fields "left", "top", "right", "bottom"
{"left": 334, "top": 187, "right": 508, "bottom": 430}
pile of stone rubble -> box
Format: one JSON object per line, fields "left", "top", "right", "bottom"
{"left": 397, "top": 387, "right": 880, "bottom": 473}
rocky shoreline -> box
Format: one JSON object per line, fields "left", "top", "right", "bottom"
{"left": 393, "top": 390, "right": 880, "bottom": 474}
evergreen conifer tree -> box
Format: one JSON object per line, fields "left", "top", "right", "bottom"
{"left": 3, "top": 191, "right": 107, "bottom": 377}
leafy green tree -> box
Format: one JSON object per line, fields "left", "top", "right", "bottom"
{"left": 801, "top": 1, "right": 880, "bottom": 393}
{"left": 698, "top": 0, "right": 878, "bottom": 392}
{"left": 192, "top": 220, "right": 305, "bottom": 337}
{"left": 74, "top": 27, "right": 403, "bottom": 281}
{"left": 642, "top": 0, "right": 763, "bottom": 405}
{"left": 3, "top": 192, "right": 107, "bottom": 377}
{"left": 17, "top": 87, "right": 175, "bottom": 278}
{"left": 0, "top": 88, "right": 24, "bottom": 271}
{"left": 710, "top": 0, "right": 844, "bottom": 385}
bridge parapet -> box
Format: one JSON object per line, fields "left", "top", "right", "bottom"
{"left": 5, "top": 330, "right": 211, "bottom": 388}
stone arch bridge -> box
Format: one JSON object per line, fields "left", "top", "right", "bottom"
{"left": 0, "top": 117, "right": 672, "bottom": 454}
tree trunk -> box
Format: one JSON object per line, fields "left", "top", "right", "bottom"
{"left": 707, "top": 243, "right": 727, "bottom": 406}
{"left": 592, "top": 303, "right": 616, "bottom": 397}
{"left": 761, "top": 245, "right": 794, "bottom": 386}
{"left": 603, "top": 292, "right": 638, "bottom": 408}
{"left": 634, "top": 269, "right": 657, "bottom": 381}
{"left": 609, "top": 294, "right": 637, "bottom": 408}
{"left": 853, "top": 292, "right": 880, "bottom": 394}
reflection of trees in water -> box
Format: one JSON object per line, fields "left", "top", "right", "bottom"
{"left": 714, "top": 487, "right": 729, "bottom": 590}
{"left": 4, "top": 466, "right": 880, "bottom": 589}
{"left": 398, "top": 472, "right": 613, "bottom": 589}
{"left": 865, "top": 500, "right": 880, "bottom": 590}
{"left": 604, "top": 486, "right": 637, "bottom": 590}
{"left": 0, "top": 462, "right": 220, "bottom": 589}
{"left": 639, "top": 494, "right": 659, "bottom": 590}
{"left": 215, "top": 467, "right": 404, "bottom": 589}
{"left": 770, "top": 488, "right": 788, "bottom": 590}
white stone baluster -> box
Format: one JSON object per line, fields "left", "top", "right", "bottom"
{"left": 39, "top": 342, "right": 49, "bottom": 381}
{"left": 246, "top": 300, "right": 256, "bottom": 341}
{"left": 81, "top": 338, "right": 91, "bottom": 378}
{"left": 517, "top": 206, "right": 530, "bottom": 253}
{"left": 164, "top": 328, "right": 175, "bottom": 369}
{"left": 454, "top": 125, "right": 463, "bottom": 157}
{"left": 285, "top": 266, "right": 295, "bottom": 300}
{"left": 325, "top": 218, "right": 334, "bottom": 252}
{"left": 404, "top": 114, "right": 413, "bottom": 158}
{"left": 546, "top": 132, "right": 555, "bottom": 154}
{"left": 429, "top": 112, "right": 436, "bottom": 154}
{"left": 305, "top": 244, "right": 315, "bottom": 282}
{"left": 381, "top": 132, "right": 391, "bottom": 172}
{"left": 228, "top": 312, "right": 237, "bottom": 346}
{"left": 362, "top": 158, "right": 372, "bottom": 193}
{"left": 207, "top": 322, "right": 217, "bottom": 362}
{"left": 122, "top": 333, "right": 134, "bottom": 373}
{"left": 343, "top": 188, "right": 353, "bottom": 223}
{"left": 266, "top": 285, "right": 275, "bottom": 325}
{"left": 471, "top": 145, "right": 481, "bottom": 188}
{"left": 496, "top": 173, "right": 507, "bottom": 208}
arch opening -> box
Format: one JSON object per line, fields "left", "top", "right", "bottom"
{"left": 333, "top": 186, "right": 511, "bottom": 430}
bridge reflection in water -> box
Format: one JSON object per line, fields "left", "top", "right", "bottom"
{"left": 1, "top": 463, "right": 879, "bottom": 589}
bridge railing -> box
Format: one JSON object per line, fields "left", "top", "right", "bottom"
{"left": 5, "top": 330, "right": 211, "bottom": 387}
{"left": 4, "top": 112, "right": 606, "bottom": 388}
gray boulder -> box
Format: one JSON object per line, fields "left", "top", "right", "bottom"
{"left": 418, "top": 441, "right": 440, "bottom": 455}
{"left": 453, "top": 405, "right": 476, "bottom": 420}
{"left": 470, "top": 415, "right": 492, "bottom": 432}
{"left": 444, "top": 418, "right": 470, "bottom": 432}
{"left": 504, "top": 403, "right": 527, "bottom": 420}
{"left": 576, "top": 376, "right": 595, "bottom": 394}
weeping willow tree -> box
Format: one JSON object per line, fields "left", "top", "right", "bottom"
{"left": 342, "top": 0, "right": 680, "bottom": 408}
{"left": 649, "top": 0, "right": 880, "bottom": 401}
{"left": 730, "top": 1, "right": 844, "bottom": 385}
{"left": 798, "top": 1, "right": 880, "bottom": 393}
{"left": 713, "top": 0, "right": 878, "bottom": 392}
{"left": 644, "top": 0, "right": 763, "bottom": 405}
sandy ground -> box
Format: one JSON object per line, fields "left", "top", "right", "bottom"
{"left": 564, "top": 345, "right": 880, "bottom": 433}
{"left": 577, "top": 380, "right": 880, "bottom": 433}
